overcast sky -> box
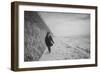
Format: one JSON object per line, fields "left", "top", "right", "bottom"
{"left": 39, "top": 12, "right": 90, "bottom": 37}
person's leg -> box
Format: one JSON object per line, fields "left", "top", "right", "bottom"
{"left": 48, "top": 46, "right": 51, "bottom": 53}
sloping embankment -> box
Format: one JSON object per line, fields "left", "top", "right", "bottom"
{"left": 24, "top": 11, "right": 51, "bottom": 61}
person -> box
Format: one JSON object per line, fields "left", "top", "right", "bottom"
{"left": 45, "top": 32, "right": 54, "bottom": 53}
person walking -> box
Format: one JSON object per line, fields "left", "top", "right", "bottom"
{"left": 45, "top": 32, "right": 54, "bottom": 53}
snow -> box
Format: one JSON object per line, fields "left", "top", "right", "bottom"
{"left": 39, "top": 36, "right": 90, "bottom": 61}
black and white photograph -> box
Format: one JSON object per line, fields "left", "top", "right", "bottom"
{"left": 24, "top": 11, "right": 90, "bottom": 61}
{"left": 11, "top": 1, "right": 97, "bottom": 71}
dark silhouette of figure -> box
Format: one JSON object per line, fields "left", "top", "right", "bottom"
{"left": 45, "top": 32, "right": 54, "bottom": 53}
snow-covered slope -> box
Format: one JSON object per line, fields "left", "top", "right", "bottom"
{"left": 39, "top": 36, "right": 90, "bottom": 61}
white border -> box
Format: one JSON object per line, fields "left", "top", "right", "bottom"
{"left": 19, "top": 5, "right": 96, "bottom": 68}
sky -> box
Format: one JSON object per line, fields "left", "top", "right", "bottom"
{"left": 39, "top": 12, "right": 90, "bottom": 37}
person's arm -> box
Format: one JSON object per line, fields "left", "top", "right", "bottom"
{"left": 50, "top": 36, "right": 54, "bottom": 43}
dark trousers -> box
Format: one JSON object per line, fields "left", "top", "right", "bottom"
{"left": 47, "top": 46, "right": 51, "bottom": 53}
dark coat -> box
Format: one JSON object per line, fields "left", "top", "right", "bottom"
{"left": 45, "top": 34, "right": 54, "bottom": 47}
